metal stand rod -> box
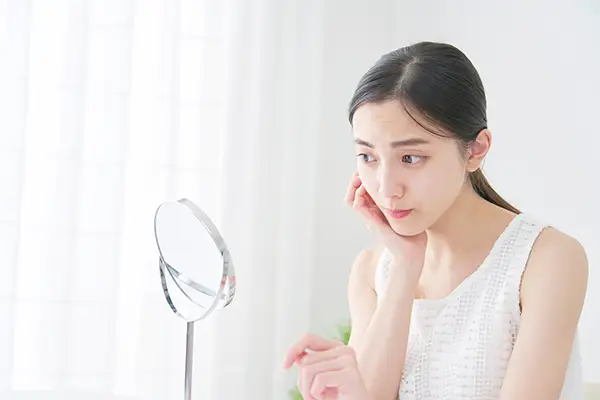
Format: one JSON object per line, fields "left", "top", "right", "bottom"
{"left": 184, "top": 321, "right": 194, "bottom": 400}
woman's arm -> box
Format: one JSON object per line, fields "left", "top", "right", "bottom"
{"left": 499, "top": 228, "right": 588, "bottom": 399}
{"left": 348, "top": 247, "right": 416, "bottom": 400}
{"left": 347, "top": 248, "right": 378, "bottom": 349}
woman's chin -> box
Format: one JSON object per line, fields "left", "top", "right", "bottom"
{"left": 388, "top": 219, "right": 425, "bottom": 237}
{"left": 388, "top": 215, "right": 426, "bottom": 236}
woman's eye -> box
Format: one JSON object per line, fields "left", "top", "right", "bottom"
{"left": 402, "top": 155, "right": 425, "bottom": 164}
{"left": 357, "top": 153, "right": 376, "bottom": 163}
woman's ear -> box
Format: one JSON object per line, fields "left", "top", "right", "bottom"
{"left": 466, "top": 129, "right": 492, "bottom": 172}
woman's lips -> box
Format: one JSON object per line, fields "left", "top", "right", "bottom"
{"left": 383, "top": 208, "right": 412, "bottom": 219}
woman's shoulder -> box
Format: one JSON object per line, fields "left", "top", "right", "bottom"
{"left": 511, "top": 212, "right": 587, "bottom": 263}
{"left": 524, "top": 217, "right": 587, "bottom": 272}
{"left": 348, "top": 245, "right": 386, "bottom": 291}
{"left": 531, "top": 224, "right": 585, "bottom": 255}
{"left": 521, "top": 221, "right": 588, "bottom": 307}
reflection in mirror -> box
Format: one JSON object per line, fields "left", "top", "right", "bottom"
{"left": 153, "top": 198, "right": 235, "bottom": 400}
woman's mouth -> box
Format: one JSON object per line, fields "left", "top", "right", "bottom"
{"left": 383, "top": 208, "right": 412, "bottom": 220}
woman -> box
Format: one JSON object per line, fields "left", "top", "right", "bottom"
{"left": 282, "top": 42, "right": 588, "bottom": 399}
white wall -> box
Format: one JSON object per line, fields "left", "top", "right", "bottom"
{"left": 310, "top": 0, "right": 600, "bottom": 384}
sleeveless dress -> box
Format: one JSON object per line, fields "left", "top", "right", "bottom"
{"left": 374, "top": 213, "right": 583, "bottom": 399}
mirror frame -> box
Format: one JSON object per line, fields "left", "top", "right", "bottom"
{"left": 153, "top": 198, "right": 236, "bottom": 322}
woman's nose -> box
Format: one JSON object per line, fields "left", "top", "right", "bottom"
{"left": 378, "top": 166, "right": 404, "bottom": 199}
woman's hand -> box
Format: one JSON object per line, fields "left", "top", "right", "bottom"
{"left": 282, "top": 333, "right": 371, "bottom": 400}
{"left": 345, "top": 172, "right": 427, "bottom": 284}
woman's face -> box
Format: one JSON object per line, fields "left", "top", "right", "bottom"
{"left": 352, "top": 100, "right": 470, "bottom": 236}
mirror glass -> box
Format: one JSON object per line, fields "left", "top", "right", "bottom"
{"left": 154, "top": 198, "right": 235, "bottom": 322}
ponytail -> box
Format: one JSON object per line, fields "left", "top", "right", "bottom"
{"left": 469, "top": 169, "right": 520, "bottom": 214}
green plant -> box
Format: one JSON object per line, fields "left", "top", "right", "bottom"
{"left": 288, "top": 323, "right": 352, "bottom": 399}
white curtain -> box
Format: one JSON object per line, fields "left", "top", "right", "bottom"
{"left": 0, "top": 0, "right": 327, "bottom": 398}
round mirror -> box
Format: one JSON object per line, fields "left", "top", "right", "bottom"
{"left": 153, "top": 198, "right": 236, "bottom": 400}
{"left": 154, "top": 198, "right": 236, "bottom": 322}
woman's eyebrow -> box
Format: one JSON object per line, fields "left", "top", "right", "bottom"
{"left": 354, "top": 137, "right": 430, "bottom": 148}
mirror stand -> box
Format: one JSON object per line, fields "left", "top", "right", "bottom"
{"left": 184, "top": 322, "right": 194, "bottom": 400}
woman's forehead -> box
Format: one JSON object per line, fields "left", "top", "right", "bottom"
{"left": 353, "top": 101, "right": 446, "bottom": 141}
{"left": 353, "top": 104, "right": 450, "bottom": 148}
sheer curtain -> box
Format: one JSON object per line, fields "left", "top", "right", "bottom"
{"left": 0, "top": 0, "right": 327, "bottom": 398}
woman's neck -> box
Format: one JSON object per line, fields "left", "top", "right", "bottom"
{"left": 423, "top": 185, "right": 516, "bottom": 273}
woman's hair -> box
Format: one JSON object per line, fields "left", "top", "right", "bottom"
{"left": 348, "top": 41, "right": 519, "bottom": 214}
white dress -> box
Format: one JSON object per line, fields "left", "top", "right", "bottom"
{"left": 374, "top": 213, "right": 583, "bottom": 399}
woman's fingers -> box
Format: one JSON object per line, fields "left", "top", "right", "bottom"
{"left": 346, "top": 172, "right": 395, "bottom": 235}
{"left": 344, "top": 172, "right": 362, "bottom": 206}
{"left": 346, "top": 173, "right": 389, "bottom": 229}
{"left": 353, "top": 184, "right": 380, "bottom": 218}
{"left": 295, "top": 350, "right": 309, "bottom": 396}
{"left": 352, "top": 184, "right": 368, "bottom": 211}
{"left": 353, "top": 185, "right": 377, "bottom": 229}
{"left": 298, "top": 342, "right": 348, "bottom": 366}
{"left": 299, "top": 357, "right": 349, "bottom": 399}
{"left": 282, "top": 333, "right": 342, "bottom": 369}
{"left": 298, "top": 347, "right": 357, "bottom": 400}
{"left": 310, "top": 369, "right": 353, "bottom": 400}
{"left": 284, "top": 333, "right": 368, "bottom": 400}
{"left": 353, "top": 185, "right": 391, "bottom": 231}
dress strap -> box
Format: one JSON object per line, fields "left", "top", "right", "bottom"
{"left": 499, "top": 213, "right": 549, "bottom": 319}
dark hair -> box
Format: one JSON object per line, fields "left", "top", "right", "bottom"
{"left": 348, "top": 41, "right": 519, "bottom": 214}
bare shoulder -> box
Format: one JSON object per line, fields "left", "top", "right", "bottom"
{"left": 522, "top": 226, "right": 589, "bottom": 307}
{"left": 348, "top": 245, "right": 385, "bottom": 291}
{"left": 527, "top": 226, "right": 588, "bottom": 276}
